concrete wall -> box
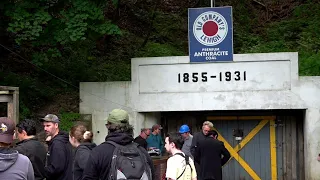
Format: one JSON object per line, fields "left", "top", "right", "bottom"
{"left": 295, "top": 77, "right": 320, "bottom": 180}
{"left": 80, "top": 52, "right": 320, "bottom": 179}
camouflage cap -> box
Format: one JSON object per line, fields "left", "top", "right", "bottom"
{"left": 41, "top": 114, "right": 60, "bottom": 123}
{"left": 106, "top": 109, "right": 129, "bottom": 125}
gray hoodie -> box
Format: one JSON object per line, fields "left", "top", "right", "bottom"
{"left": 0, "top": 148, "right": 35, "bottom": 180}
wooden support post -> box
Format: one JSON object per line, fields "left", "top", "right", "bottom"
{"left": 7, "top": 89, "right": 19, "bottom": 124}
{"left": 291, "top": 116, "right": 297, "bottom": 180}
{"left": 270, "top": 119, "right": 278, "bottom": 180}
{"left": 297, "top": 118, "right": 304, "bottom": 180}
{"left": 0, "top": 86, "right": 19, "bottom": 124}
{"left": 285, "top": 117, "right": 292, "bottom": 180}
{"left": 282, "top": 117, "right": 287, "bottom": 180}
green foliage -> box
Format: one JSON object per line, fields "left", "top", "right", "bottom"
{"left": 136, "top": 42, "right": 185, "bottom": 57}
{"left": 1, "top": 0, "right": 320, "bottom": 121}
{"left": 32, "top": 52, "right": 49, "bottom": 66}
{"left": 56, "top": 0, "right": 121, "bottom": 43}
{"left": 7, "top": 7, "right": 52, "bottom": 44}
{"left": 59, "top": 112, "right": 81, "bottom": 132}
{"left": 242, "top": 2, "right": 320, "bottom": 75}
{"left": 299, "top": 52, "right": 320, "bottom": 76}
{"left": 20, "top": 103, "right": 31, "bottom": 121}
{"left": 5, "top": 0, "right": 121, "bottom": 46}
{"left": 152, "top": 12, "right": 186, "bottom": 46}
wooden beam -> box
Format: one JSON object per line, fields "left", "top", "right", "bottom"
{"left": 0, "top": 91, "right": 10, "bottom": 95}
{"left": 0, "top": 95, "right": 13, "bottom": 103}
{"left": 207, "top": 116, "right": 276, "bottom": 121}
{"left": 297, "top": 119, "right": 304, "bottom": 180}
{"left": 270, "top": 119, "right": 278, "bottom": 180}
{"left": 212, "top": 127, "right": 261, "bottom": 180}
{"left": 7, "top": 89, "right": 19, "bottom": 124}
{"left": 291, "top": 117, "right": 297, "bottom": 179}
{"left": 282, "top": 117, "right": 287, "bottom": 180}
{"left": 0, "top": 86, "right": 19, "bottom": 91}
{"left": 285, "top": 117, "right": 292, "bottom": 179}
{"left": 236, "top": 120, "right": 269, "bottom": 151}
{"left": 223, "top": 119, "right": 269, "bottom": 164}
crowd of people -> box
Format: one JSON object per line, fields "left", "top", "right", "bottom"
{"left": 0, "top": 109, "right": 230, "bottom": 180}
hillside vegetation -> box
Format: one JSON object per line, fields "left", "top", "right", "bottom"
{"left": 0, "top": 0, "right": 319, "bottom": 127}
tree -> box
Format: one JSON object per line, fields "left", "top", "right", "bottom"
{"left": 4, "top": 0, "right": 121, "bottom": 65}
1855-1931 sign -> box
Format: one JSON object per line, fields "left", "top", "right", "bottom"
{"left": 177, "top": 71, "right": 246, "bottom": 83}
{"left": 138, "top": 61, "right": 291, "bottom": 93}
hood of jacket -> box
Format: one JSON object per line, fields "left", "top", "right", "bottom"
{"left": 16, "top": 136, "right": 38, "bottom": 145}
{"left": 77, "top": 142, "right": 96, "bottom": 151}
{"left": 49, "top": 131, "right": 69, "bottom": 145}
{"left": 105, "top": 132, "right": 133, "bottom": 145}
{"left": 0, "top": 148, "right": 19, "bottom": 172}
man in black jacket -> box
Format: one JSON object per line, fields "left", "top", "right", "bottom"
{"left": 82, "top": 109, "right": 155, "bottom": 180}
{"left": 41, "top": 114, "right": 73, "bottom": 180}
{"left": 190, "top": 121, "right": 214, "bottom": 179}
{"left": 194, "top": 130, "right": 230, "bottom": 180}
{"left": 134, "top": 128, "right": 150, "bottom": 150}
{"left": 15, "top": 119, "right": 47, "bottom": 180}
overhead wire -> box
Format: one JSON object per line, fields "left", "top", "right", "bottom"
{"left": 0, "top": 43, "right": 137, "bottom": 112}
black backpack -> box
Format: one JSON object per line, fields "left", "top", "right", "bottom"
{"left": 174, "top": 153, "right": 193, "bottom": 180}
{"left": 106, "top": 141, "right": 152, "bottom": 180}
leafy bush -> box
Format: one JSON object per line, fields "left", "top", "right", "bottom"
{"left": 136, "top": 42, "right": 185, "bottom": 57}
{"left": 59, "top": 112, "right": 81, "bottom": 132}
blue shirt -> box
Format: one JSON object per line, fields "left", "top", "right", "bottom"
{"left": 146, "top": 133, "right": 164, "bottom": 153}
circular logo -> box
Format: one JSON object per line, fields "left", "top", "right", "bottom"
{"left": 193, "top": 11, "right": 228, "bottom": 46}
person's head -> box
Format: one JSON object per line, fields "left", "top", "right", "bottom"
{"left": 179, "top": 124, "right": 190, "bottom": 139}
{"left": 140, "top": 128, "right": 150, "bottom": 139}
{"left": 165, "top": 132, "right": 184, "bottom": 154}
{"left": 69, "top": 124, "right": 93, "bottom": 147}
{"left": 151, "top": 124, "right": 162, "bottom": 135}
{"left": 208, "top": 130, "right": 218, "bottom": 139}
{"left": 105, "top": 109, "right": 133, "bottom": 135}
{"left": 16, "top": 119, "right": 37, "bottom": 141}
{"left": 0, "top": 117, "right": 15, "bottom": 147}
{"left": 202, "top": 121, "right": 213, "bottom": 136}
{"left": 41, "top": 114, "right": 60, "bottom": 138}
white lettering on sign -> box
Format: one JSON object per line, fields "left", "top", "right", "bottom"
{"left": 193, "top": 11, "right": 228, "bottom": 46}
{"left": 138, "top": 61, "right": 291, "bottom": 93}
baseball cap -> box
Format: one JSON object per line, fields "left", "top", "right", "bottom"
{"left": 106, "top": 109, "right": 129, "bottom": 125}
{"left": 41, "top": 114, "right": 60, "bottom": 123}
{"left": 152, "top": 124, "right": 163, "bottom": 130}
{"left": 0, "top": 117, "right": 15, "bottom": 144}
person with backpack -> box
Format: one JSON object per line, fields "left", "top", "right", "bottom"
{"left": 165, "top": 132, "right": 197, "bottom": 180}
{"left": 69, "top": 124, "right": 96, "bottom": 180}
{"left": 82, "top": 109, "right": 155, "bottom": 180}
